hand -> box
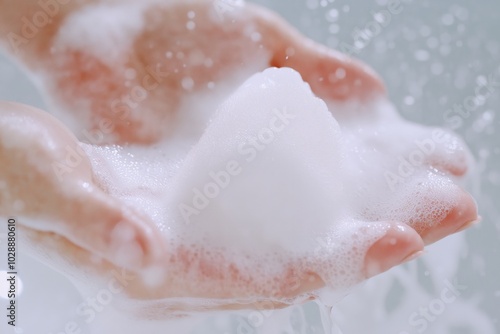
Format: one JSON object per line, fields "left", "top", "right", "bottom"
{"left": 0, "top": 0, "right": 478, "bottom": 315}
{"left": 0, "top": 0, "right": 384, "bottom": 144}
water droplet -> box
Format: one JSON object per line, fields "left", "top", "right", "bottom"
{"left": 186, "top": 21, "right": 196, "bottom": 30}
{"left": 482, "top": 110, "right": 494, "bottom": 121}
{"left": 181, "top": 77, "right": 195, "bottom": 90}
{"left": 327, "top": 8, "right": 339, "bottom": 21}
{"left": 335, "top": 67, "right": 346, "bottom": 79}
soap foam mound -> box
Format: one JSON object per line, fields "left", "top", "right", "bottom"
{"left": 84, "top": 67, "right": 470, "bottom": 302}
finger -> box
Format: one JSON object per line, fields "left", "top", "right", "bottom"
{"left": 364, "top": 222, "right": 424, "bottom": 278}
{"left": 416, "top": 188, "right": 479, "bottom": 245}
{"left": 248, "top": 3, "right": 386, "bottom": 102}
{"left": 414, "top": 127, "right": 471, "bottom": 177}
{"left": 272, "top": 221, "right": 424, "bottom": 298}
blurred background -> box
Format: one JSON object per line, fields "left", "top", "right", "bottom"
{"left": 0, "top": 0, "right": 499, "bottom": 333}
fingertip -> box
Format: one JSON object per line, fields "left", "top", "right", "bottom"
{"left": 331, "top": 54, "right": 387, "bottom": 101}
{"left": 364, "top": 222, "right": 424, "bottom": 278}
{"left": 253, "top": 3, "right": 386, "bottom": 103}
{"left": 420, "top": 189, "right": 479, "bottom": 245}
{"left": 269, "top": 35, "right": 386, "bottom": 102}
{"left": 455, "top": 216, "right": 481, "bottom": 234}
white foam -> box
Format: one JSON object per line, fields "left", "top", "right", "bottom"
{"left": 82, "top": 68, "right": 469, "bottom": 306}
{"left": 169, "top": 68, "right": 346, "bottom": 251}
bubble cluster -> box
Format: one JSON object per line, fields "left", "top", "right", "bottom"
{"left": 84, "top": 67, "right": 469, "bottom": 305}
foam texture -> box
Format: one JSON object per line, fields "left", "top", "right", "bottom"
{"left": 83, "top": 68, "right": 470, "bottom": 306}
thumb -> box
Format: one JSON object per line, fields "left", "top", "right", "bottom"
{"left": 54, "top": 183, "right": 167, "bottom": 271}
{"left": 0, "top": 102, "right": 166, "bottom": 271}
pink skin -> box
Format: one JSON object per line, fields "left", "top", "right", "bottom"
{"left": 0, "top": 0, "right": 478, "bottom": 312}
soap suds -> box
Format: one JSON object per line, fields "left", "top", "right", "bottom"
{"left": 82, "top": 68, "right": 468, "bottom": 306}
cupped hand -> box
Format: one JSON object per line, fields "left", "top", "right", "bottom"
{"left": 0, "top": 0, "right": 478, "bottom": 314}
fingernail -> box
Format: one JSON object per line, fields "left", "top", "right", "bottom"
{"left": 364, "top": 223, "right": 424, "bottom": 278}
